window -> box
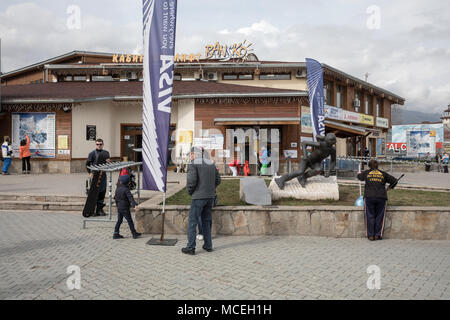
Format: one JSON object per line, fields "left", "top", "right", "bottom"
{"left": 324, "top": 81, "right": 332, "bottom": 105}
{"left": 222, "top": 74, "right": 253, "bottom": 80}
{"left": 73, "top": 76, "right": 87, "bottom": 81}
{"left": 259, "top": 73, "right": 291, "bottom": 80}
{"left": 174, "top": 74, "right": 182, "bottom": 81}
{"left": 336, "top": 85, "right": 345, "bottom": 108}
{"left": 354, "top": 91, "right": 362, "bottom": 112}
{"left": 64, "top": 76, "right": 73, "bottom": 82}
{"left": 365, "top": 94, "right": 373, "bottom": 115}
{"left": 376, "top": 97, "right": 383, "bottom": 117}
{"left": 238, "top": 74, "right": 253, "bottom": 80}
{"left": 92, "top": 76, "right": 113, "bottom": 82}
{"left": 223, "top": 74, "right": 238, "bottom": 80}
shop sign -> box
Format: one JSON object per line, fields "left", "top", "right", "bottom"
{"left": 359, "top": 114, "right": 374, "bottom": 125}
{"left": 386, "top": 143, "right": 407, "bottom": 152}
{"left": 324, "top": 105, "right": 343, "bottom": 121}
{"left": 112, "top": 54, "right": 144, "bottom": 63}
{"left": 376, "top": 117, "right": 389, "bottom": 128}
{"left": 342, "top": 110, "right": 360, "bottom": 123}
{"left": 301, "top": 106, "right": 313, "bottom": 134}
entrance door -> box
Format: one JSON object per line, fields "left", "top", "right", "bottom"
{"left": 121, "top": 124, "right": 142, "bottom": 162}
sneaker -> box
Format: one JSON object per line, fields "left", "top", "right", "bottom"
{"left": 22, "top": 171, "right": 26, "bottom": 174}
{"left": 368, "top": 236, "right": 375, "bottom": 241}
{"left": 181, "top": 247, "right": 195, "bottom": 255}
{"left": 113, "top": 234, "right": 124, "bottom": 239}
{"left": 375, "top": 236, "right": 383, "bottom": 240}
{"left": 202, "top": 245, "right": 213, "bottom": 252}
{"left": 27, "top": 171, "right": 31, "bottom": 174}
{"left": 196, "top": 234, "right": 204, "bottom": 241}
{"left": 133, "top": 232, "right": 142, "bottom": 239}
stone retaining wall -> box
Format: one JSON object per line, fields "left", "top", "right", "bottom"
{"left": 136, "top": 206, "right": 450, "bottom": 240}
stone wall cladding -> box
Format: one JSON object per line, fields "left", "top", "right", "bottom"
{"left": 135, "top": 206, "right": 450, "bottom": 240}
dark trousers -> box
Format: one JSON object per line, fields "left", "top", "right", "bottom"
{"left": 22, "top": 157, "right": 31, "bottom": 172}
{"left": 97, "top": 174, "right": 107, "bottom": 211}
{"left": 364, "top": 197, "right": 387, "bottom": 238}
{"left": 114, "top": 209, "right": 137, "bottom": 235}
{"left": 187, "top": 198, "right": 214, "bottom": 249}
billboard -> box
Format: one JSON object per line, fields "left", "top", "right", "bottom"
{"left": 407, "top": 130, "right": 435, "bottom": 157}
{"left": 11, "top": 113, "right": 56, "bottom": 158}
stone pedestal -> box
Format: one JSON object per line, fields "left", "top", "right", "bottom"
{"left": 269, "top": 175, "right": 339, "bottom": 201}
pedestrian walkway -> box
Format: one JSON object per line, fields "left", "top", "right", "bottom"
{"left": 0, "top": 171, "right": 187, "bottom": 205}
{"left": 0, "top": 210, "right": 448, "bottom": 300}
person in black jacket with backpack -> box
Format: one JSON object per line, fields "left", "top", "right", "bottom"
{"left": 357, "top": 159, "right": 398, "bottom": 241}
{"left": 113, "top": 175, "right": 142, "bottom": 240}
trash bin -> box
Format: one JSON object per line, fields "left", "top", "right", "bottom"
{"left": 425, "top": 164, "right": 431, "bottom": 172}
{"left": 444, "top": 165, "right": 449, "bottom": 173}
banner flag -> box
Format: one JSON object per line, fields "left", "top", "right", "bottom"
{"left": 305, "top": 58, "right": 325, "bottom": 141}
{"left": 142, "top": 0, "right": 178, "bottom": 192}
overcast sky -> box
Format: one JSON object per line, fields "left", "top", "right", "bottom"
{"left": 0, "top": 0, "right": 449, "bottom": 114}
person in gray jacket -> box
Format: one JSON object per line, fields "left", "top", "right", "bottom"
{"left": 182, "top": 147, "right": 221, "bottom": 255}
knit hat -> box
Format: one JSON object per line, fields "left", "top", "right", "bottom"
{"left": 119, "top": 175, "right": 130, "bottom": 185}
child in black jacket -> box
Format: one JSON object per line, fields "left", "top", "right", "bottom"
{"left": 113, "top": 175, "right": 142, "bottom": 239}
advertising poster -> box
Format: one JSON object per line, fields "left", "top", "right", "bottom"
{"left": 376, "top": 138, "right": 385, "bottom": 156}
{"left": 301, "top": 106, "right": 312, "bottom": 134}
{"left": 12, "top": 113, "right": 56, "bottom": 158}
{"left": 407, "top": 130, "right": 435, "bottom": 157}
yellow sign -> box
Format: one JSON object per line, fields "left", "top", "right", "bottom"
{"left": 58, "top": 135, "right": 69, "bottom": 150}
{"left": 359, "top": 114, "right": 374, "bottom": 125}
{"left": 112, "top": 54, "right": 144, "bottom": 63}
{"left": 174, "top": 53, "right": 202, "bottom": 63}
{"left": 430, "top": 130, "right": 436, "bottom": 137}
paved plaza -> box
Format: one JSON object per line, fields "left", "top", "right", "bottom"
{"left": 0, "top": 210, "right": 449, "bottom": 300}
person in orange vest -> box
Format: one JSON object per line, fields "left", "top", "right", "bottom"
{"left": 19, "top": 134, "right": 31, "bottom": 174}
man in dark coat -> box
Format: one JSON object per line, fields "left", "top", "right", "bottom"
{"left": 113, "top": 175, "right": 141, "bottom": 239}
{"left": 86, "top": 138, "right": 110, "bottom": 216}
{"left": 182, "top": 147, "right": 221, "bottom": 255}
{"left": 357, "top": 159, "right": 398, "bottom": 241}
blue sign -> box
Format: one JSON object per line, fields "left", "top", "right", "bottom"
{"left": 142, "top": 0, "right": 178, "bottom": 192}
{"left": 306, "top": 58, "right": 326, "bottom": 140}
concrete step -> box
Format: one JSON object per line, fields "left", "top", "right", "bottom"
{"left": 0, "top": 194, "right": 150, "bottom": 203}
{"left": 0, "top": 200, "right": 87, "bottom": 211}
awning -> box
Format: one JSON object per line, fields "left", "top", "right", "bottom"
{"left": 214, "top": 117, "right": 300, "bottom": 125}
{"left": 325, "top": 120, "right": 367, "bottom": 137}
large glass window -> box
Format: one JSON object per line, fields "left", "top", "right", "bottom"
{"left": 365, "top": 94, "right": 373, "bottom": 115}
{"left": 376, "top": 97, "right": 383, "bottom": 117}
{"left": 324, "top": 81, "right": 332, "bottom": 105}
{"left": 259, "top": 73, "right": 291, "bottom": 80}
{"left": 354, "top": 91, "right": 362, "bottom": 112}
{"left": 336, "top": 85, "right": 345, "bottom": 108}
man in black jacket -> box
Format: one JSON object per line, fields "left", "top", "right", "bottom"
{"left": 86, "top": 138, "right": 110, "bottom": 216}
{"left": 182, "top": 147, "right": 221, "bottom": 255}
{"left": 113, "top": 175, "right": 141, "bottom": 239}
{"left": 357, "top": 159, "right": 398, "bottom": 241}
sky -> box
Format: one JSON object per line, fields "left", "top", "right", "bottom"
{"left": 0, "top": 0, "right": 449, "bottom": 114}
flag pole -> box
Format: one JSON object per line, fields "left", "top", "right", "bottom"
{"left": 160, "top": 192, "right": 166, "bottom": 242}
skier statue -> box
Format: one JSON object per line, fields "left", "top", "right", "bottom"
{"left": 275, "top": 132, "right": 337, "bottom": 189}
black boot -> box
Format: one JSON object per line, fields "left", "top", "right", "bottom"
{"left": 133, "top": 232, "right": 142, "bottom": 239}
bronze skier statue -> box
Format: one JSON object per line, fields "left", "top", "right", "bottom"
{"left": 275, "top": 132, "right": 337, "bottom": 189}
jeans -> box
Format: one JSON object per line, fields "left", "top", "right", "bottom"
{"left": 186, "top": 198, "right": 214, "bottom": 249}
{"left": 2, "top": 158, "right": 11, "bottom": 173}
{"left": 114, "top": 209, "right": 137, "bottom": 235}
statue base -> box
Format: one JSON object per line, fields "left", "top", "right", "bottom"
{"left": 269, "top": 175, "right": 339, "bottom": 201}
